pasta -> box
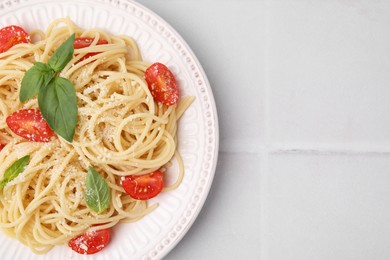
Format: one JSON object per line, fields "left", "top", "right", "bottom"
{"left": 0, "top": 18, "right": 194, "bottom": 254}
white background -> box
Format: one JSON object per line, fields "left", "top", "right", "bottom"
{"left": 138, "top": 1, "right": 390, "bottom": 260}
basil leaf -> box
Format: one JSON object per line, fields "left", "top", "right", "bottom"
{"left": 0, "top": 155, "right": 30, "bottom": 189}
{"left": 19, "top": 62, "right": 55, "bottom": 102}
{"left": 38, "top": 77, "right": 78, "bottom": 142}
{"left": 0, "top": 179, "right": 7, "bottom": 189}
{"left": 85, "top": 166, "right": 110, "bottom": 214}
{"left": 48, "top": 34, "right": 75, "bottom": 72}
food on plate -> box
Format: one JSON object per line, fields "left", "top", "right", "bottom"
{"left": 0, "top": 18, "right": 194, "bottom": 254}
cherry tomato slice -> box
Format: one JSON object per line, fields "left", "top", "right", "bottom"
{"left": 6, "top": 109, "right": 54, "bottom": 142}
{"left": 122, "top": 170, "right": 164, "bottom": 200}
{"left": 0, "top": 25, "right": 31, "bottom": 53}
{"left": 68, "top": 228, "right": 110, "bottom": 255}
{"left": 144, "top": 62, "right": 179, "bottom": 106}
{"left": 74, "top": 37, "right": 108, "bottom": 61}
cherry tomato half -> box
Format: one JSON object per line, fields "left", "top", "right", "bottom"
{"left": 144, "top": 62, "right": 179, "bottom": 106}
{"left": 122, "top": 170, "right": 164, "bottom": 200}
{"left": 68, "top": 228, "right": 111, "bottom": 255}
{"left": 6, "top": 109, "right": 54, "bottom": 142}
{"left": 74, "top": 37, "right": 108, "bottom": 61}
{"left": 0, "top": 25, "right": 31, "bottom": 53}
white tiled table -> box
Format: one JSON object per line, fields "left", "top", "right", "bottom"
{"left": 138, "top": 1, "right": 390, "bottom": 259}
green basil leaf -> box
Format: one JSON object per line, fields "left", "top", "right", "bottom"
{"left": 48, "top": 34, "right": 75, "bottom": 72}
{"left": 0, "top": 180, "right": 7, "bottom": 189}
{"left": 38, "top": 77, "right": 78, "bottom": 142}
{"left": 0, "top": 155, "right": 30, "bottom": 189}
{"left": 19, "top": 62, "right": 55, "bottom": 102}
{"left": 85, "top": 166, "right": 110, "bottom": 214}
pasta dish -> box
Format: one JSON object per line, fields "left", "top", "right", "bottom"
{"left": 0, "top": 18, "right": 193, "bottom": 254}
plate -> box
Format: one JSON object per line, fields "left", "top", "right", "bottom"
{"left": 0, "top": 0, "right": 218, "bottom": 259}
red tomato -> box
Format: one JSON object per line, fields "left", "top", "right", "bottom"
{"left": 122, "top": 170, "right": 164, "bottom": 200}
{"left": 74, "top": 37, "right": 108, "bottom": 61}
{"left": 6, "top": 109, "right": 54, "bottom": 142}
{"left": 68, "top": 228, "right": 110, "bottom": 255}
{"left": 0, "top": 25, "right": 31, "bottom": 53}
{"left": 0, "top": 144, "right": 4, "bottom": 151}
{"left": 144, "top": 62, "right": 179, "bottom": 106}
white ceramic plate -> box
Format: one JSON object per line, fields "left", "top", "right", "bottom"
{"left": 0, "top": 0, "right": 218, "bottom": 259}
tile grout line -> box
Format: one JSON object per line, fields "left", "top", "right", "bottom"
{"left": 266, "top": 144, "right": 390, "bottom": 155}
{"left": 219, "top": 145, "right": 390, "bottom": 156}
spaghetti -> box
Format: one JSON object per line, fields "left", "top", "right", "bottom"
{"left": 0, "top": 18, "right": 194, "bottom": 254}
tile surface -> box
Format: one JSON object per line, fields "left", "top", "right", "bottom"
{"left": 267, "top": 1, "right": 390, "bottom": 149}
{"left": 136, "top": 0, "right": 390, "bottom": 260}
{"left": 262, "top": 153, "right": 390, "bottom": 260}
